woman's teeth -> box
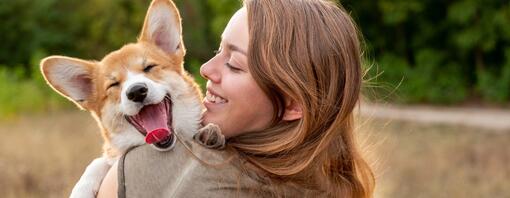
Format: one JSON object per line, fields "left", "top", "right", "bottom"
{"left": 206, "top": 91, "right": 227, "bottom": 104}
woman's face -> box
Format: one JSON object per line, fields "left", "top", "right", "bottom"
{"left": 200, "top": 8, "right": 274, "bottom": 138}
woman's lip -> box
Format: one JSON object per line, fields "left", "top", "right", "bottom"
{"left": 206, "top": 87, "right": 225, "bottom": 99}
{"left": 203, "top": 98, "right": 227, "bottom": 111}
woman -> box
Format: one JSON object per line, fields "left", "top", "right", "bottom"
{"left": 98, "top": 0, "right": 374, "bottom": 197}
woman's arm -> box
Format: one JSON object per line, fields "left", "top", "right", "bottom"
{"left": 96, "top": 161, "right": 118, "bottom": 198}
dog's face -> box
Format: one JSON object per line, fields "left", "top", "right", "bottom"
{"left": 40, "top": 0, "right": 202, "bottom": 153}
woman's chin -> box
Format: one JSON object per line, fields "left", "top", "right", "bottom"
{"left": 202, "top": 112, "right": 219, "bottom": 126}
{"left": 201, "top": 113, "right": 235, "bottom": 137}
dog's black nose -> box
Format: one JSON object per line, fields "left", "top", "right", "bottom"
{"left": 127, "top": 83, "right": 148, "bottom": 103}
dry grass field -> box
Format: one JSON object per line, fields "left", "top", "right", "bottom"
{"left": 361, "top": 119, "right": 510, "bottom": 198}
{"left": 0, "top": 111, "right": 101, "bottom": 198}
{"left": 0, "top": 111, "right": 509, "bottom": 198}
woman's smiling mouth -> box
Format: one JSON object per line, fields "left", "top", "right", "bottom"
{"left": 205, "top": 89, "right": 228, "bottom": 104}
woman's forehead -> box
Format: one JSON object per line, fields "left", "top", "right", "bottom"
{"left": 221, "top": 7, "right": 249, "bottom": 53}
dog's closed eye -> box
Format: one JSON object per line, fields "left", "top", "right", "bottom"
{"left": 143, "top": 64, "right": 158, "bottom": 73}
{"left": 107, "top": 82, "right": 120, "bottom": 90}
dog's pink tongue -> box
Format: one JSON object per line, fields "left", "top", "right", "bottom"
{"left": 137, "top": 103, "right": 171, "bottom": 144}
{"left": 145, "top": 128, "right": 170, "bottom": 144}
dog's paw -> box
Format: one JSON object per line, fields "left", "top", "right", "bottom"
{"left": 69, "top": 181, "right": 99, "bottom": 198}
{"left": 193, "top": 123, "right": 225, "bottom": 149}
{"left": 70, "top": 157, "right": 112, "bottom": 198}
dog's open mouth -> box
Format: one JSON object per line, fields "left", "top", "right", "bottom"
{"left": 125, "top": 95, "right": 174, "bottom": 148}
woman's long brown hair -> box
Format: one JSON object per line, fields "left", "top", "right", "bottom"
{"left": 227, "top": 0, "right": 375, "bottom": 197}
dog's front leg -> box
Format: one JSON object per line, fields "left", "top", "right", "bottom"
{"left": 70, "top": 157, "right": 112, "bottom": 198}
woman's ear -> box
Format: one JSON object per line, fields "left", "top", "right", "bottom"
{"left": 282, "top": 99, "right": 302, "bottom": 121}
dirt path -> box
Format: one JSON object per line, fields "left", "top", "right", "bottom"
{"left": 359, "top": 103, "right": 510, "bottom": 131}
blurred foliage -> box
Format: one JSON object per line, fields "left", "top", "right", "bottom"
{"left": 0, "top": 0, "right": 240, "bottom": 117}
{"left": 0, "top": 50, "right": 71, "bottom": 118}
{"left": 0, "top": 0, "right": 241, "bottom": 72}
{"left": 343, "top": 0, "right": 510, "bottom": 104}
{"left": 0, "top": 0, "right": 509, "bottom": 118}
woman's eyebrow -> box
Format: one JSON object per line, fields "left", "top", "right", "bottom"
{"left": 226, "top": 43, "right": 247, "bottom": 56}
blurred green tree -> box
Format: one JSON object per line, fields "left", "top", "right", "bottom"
{"left": 343, "top": 0, "right": 510, "bottom": 104}
{"left": 0, "top": 0, "right": 508, "bottom": 107}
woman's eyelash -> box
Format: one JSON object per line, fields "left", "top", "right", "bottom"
{"left": 215, "top": 47, "right": 240, "bottom": 72}
{"left": 225, "top": 62, "right": 241, "bottom": 72}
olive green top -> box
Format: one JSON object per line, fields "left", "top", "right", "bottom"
{"left": 117, "top": 132, "right": 323, "bottom": 198}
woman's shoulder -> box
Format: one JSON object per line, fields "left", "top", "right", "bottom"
{"left": 118, "top": 132, "right": 271, "bottom": 197}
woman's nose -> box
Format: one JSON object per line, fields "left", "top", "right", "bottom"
{"left": 200, "top": 59, "right": 221, "bottom": 83}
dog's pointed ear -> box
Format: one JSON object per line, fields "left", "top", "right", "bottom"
{"left": 40, "top": 56, "right": 95, "bottom": 110}
{"left": 139, "top": 0, "right": 184, "bottom": 56}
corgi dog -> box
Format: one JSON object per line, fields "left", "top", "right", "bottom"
{"left": 40, "top": 0, "right": 212, "bottom": 197}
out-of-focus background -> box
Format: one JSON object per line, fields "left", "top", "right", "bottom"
{"left": 0, "top": 0, "right": 508, "bottom": 197}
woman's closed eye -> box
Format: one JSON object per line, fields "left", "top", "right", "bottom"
{"left": 225, "top": 62, "right": 242, "bottom": 72}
